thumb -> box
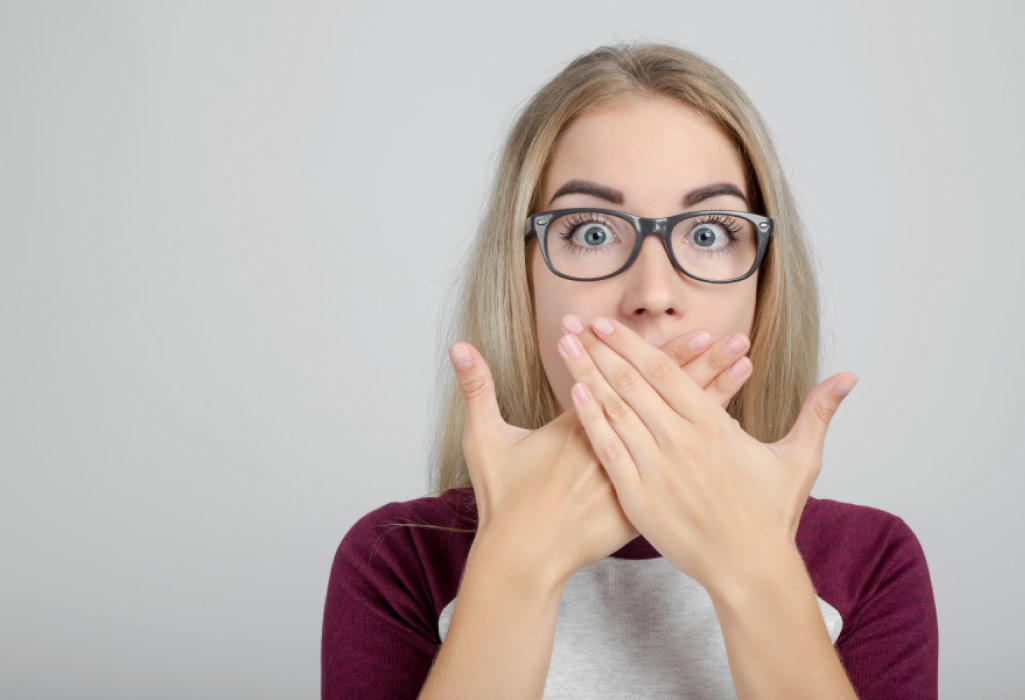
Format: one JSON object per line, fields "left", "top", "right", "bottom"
{"left": 449, "top": 342, "right": 505, "bottom": 438}
{"left": 782, "top": 372, "right": 859, "bottom": 456}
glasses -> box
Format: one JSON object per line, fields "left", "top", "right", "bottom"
{"left": 524, "top": 208, "right": 774, "bottom": 283}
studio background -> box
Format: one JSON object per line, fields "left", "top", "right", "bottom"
{"left": 1, "top": 1, "right": 1022, "bottom": 697}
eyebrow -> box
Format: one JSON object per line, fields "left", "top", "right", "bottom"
{"left": 548, "top": 179, "right": 749, "bottom": 208}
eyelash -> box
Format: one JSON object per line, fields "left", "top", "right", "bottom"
{"left": 555, "top": 212, "right": 743, "bottom": 253}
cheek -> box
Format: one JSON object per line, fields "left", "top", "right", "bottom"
{"left": 740, "top": 276, "right": 758, "bottom": 329}
{"left": 722, "top": 278, "right": 759, "bottom": 338}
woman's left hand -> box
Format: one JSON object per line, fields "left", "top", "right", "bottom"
{"left": 556, "top": 314, "right": 858, "bottom": 596}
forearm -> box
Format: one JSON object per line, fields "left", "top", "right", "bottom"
{"left": 418, "top": 530, "right": 567, "bottom": 700}
{"left": 708, "top": 543, "right": 859, "bottom": 700}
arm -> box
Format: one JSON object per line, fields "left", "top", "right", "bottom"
{"left": 321, "top": 507, "right": 443, "bottom": 699}
{"left": 418, "top": 527, "right": 567, "bottom": 700}
{"left": 834, "top": 517, "right": 939, "bottom": 699}
{"left": 707, "top": 516, "right": 939, "bottom": 700}
{"left": 708, "top": 542, "right": 860, "bottom": 700}
{"left": 321, "top": 505, "right": 568, "bottom": 700}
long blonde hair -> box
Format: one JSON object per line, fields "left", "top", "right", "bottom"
{"left": 404, "top": 41, "right": 819, "bottom": 534}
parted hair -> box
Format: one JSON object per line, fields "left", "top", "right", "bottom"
{"left": 400, "top": 41, "right": 819, "bottom": 534}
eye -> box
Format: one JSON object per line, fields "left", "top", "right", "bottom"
{"left": 571, "top": 222, "right": 615, "bottom": 248}
{"left": 689, "top": 222, "right": 730, "bottom": 250}
{"left": 552, "top": 212, "right": 625, "bottom": 256}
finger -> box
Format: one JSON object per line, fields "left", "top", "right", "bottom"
{"left": 568, "top": 381, "right": 643, "bottom": 497}
{"left": 706, "top": 355, "right": 754, "bottom": 409}
{"left": 780, "top": 372, "right": 859, "bottom": 463}
{"left": 657, "top": 330, "right": 751, "bottom": 409}
{"left": 677, "top": 332, "right": 751, "bottom": 391}
{"left": 659, "top": 329, "right": 713, "bottom": 368}
{"left": 448, "top": 342, "right": 505, "bottom": 442}
{"left": 556, "top": 329, "right": 662, "bottom": 465}
{"left": 571, "top": 315, "right": 712, "bottom": 425}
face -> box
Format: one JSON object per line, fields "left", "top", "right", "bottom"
{"left": 528, "top": 95, "right": 759, "bottom": 414}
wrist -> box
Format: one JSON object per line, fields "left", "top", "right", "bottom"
{"left": 705, "top": 539, "right": 808, "bottom": 612}
{"left": 470, "top": 525, "right": 571, "bottom": 599}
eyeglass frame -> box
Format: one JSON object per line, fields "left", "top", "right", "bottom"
{"left": 524, "top": 207, "right": 774, "bottom": 283}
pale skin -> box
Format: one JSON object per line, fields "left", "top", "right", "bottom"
{"left": 447, "top": 95, "right": 861, "bottom": 698}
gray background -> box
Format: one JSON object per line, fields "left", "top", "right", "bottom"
{"left": 1, "top": 1, "right": 1022, "bottom": 697}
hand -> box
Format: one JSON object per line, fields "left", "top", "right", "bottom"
{"left": 556, "top": 314, "right": 858, "bottom": 595}
{"left": 562, "top": 317, "right": 754, "bottom": 412}
{"left": 447, "top": 327, "right": 756, "bottom": 584}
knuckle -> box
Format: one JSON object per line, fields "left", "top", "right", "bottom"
{"left": 598, "top": 439, "right": 625, "bottom": 464}
{"left": 458, "top": 374, "right": 488, "bottom": 401}
{"left": 611, "top": 364, "right": 642, "bottom": 392}
{"left": 647, "top": 355, "right": 676, "bottom": 383}
{"left": 603, "top": 394, "right": 632, "bottom": 424}
{"left": 695, "top": 412, "right": 726, "bottom": 438}
{"left": 813, "top": 400, "right": 838, "bottom": 424}
{"left": 706, "top": 348, "right": 733, "bottom": 373}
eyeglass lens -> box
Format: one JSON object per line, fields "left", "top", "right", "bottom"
{"left": 543, "top": 210, "right": 758, "bottom": 281}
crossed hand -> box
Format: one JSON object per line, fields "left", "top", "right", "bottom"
{"left": 448, "top": 317, "right": 856, "bottom": 591}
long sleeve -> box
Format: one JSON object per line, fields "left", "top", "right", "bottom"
{"left": 321, "top": 503, "right": 442, "bottom": 699}
{"left": 834, "top": 516, "right": 939, "bottom": 699}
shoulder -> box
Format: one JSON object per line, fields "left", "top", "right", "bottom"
{"left": 800, "top": 498, "right": 939, "bottom": 697}
{"left": 799, "top": 495, "right": 924, "bottom": 554}
{"left": 323, "top": 490, "right": 478, "bottom": 697}
{"left": 795, "top": 496, "right": 926, "bottom": 565}
{"left": 338, "top": 487, "right": 477, "bottom": 562}
{"left": 797, "top": 496, "right": 934, "bottom": 622}
{"left": 330, "top": 487, "right": 478, "bottom": 608}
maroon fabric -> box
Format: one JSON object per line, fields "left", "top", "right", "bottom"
{"left": 322, "top": 488, "right": 938, "bottom": 699}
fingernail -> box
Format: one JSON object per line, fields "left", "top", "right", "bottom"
{"left": 593, "top": 317, "right": 614, "bottom": 336}
{"left": 729, "top": 357, "right": 751, "bottom": 379}
{"left": 833, "top": 376, "right": 858, "bottom": 398}
{"left": 450, "top": 344, "right": 473, "bottom": 370}
{"left": 726, "top": 334, "right": 748, "bottom": 355}
{"left": 559, "top": 334, "right": 582, "bottom": 358}
{"left": 688, "top": 332, "right": 711, "bottom": 352}
{"left": 562, "top": 314, "right": 585, "bottom": 334}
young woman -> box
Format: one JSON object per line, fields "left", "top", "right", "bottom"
{"left": 322, "top": 42, "right": 938, "bottom": 699}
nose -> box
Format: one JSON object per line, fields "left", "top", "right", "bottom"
{"left": 619, "top": 232, "right": 688, "bottom": 317}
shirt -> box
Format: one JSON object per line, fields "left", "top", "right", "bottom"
{"left": 322, "top": 486, "right": 938, "bottom": 699}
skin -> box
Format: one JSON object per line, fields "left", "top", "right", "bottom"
{"left": 438, "top": 92, "right": 861, "bottom": 700}
{"left": 528, "top": 94, "right": 759, "bottom": 413}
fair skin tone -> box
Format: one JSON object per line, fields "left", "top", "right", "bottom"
{"left": 443, "top": 95, "right": 860, "bottom": 698}
{"left": 529, "top": 94, "right": 759, "bottom": 413}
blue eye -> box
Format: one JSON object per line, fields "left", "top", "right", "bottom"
{"left": 574, "top": 223, "right": 613, "bottom": 247}
{"left": 691, "top": 223, "right": 729, "bottom": 249}
{"left": 683, "top": 214, "right": 743, "bottom": 256}
{"left": 555, "top": 214, "right": 624, "bottom": 255}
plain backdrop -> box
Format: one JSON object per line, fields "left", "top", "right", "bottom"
{"left": 1, "top": 1, "right": 1022, "bottom": 697}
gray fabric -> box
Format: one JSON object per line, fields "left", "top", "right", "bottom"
{"left": 438, "top": 556, "right": 842, "bottom": 699}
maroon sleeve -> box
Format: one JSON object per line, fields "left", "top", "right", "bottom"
{"left": 321, "top": 502, "right": 441, "bottom": 699}
{"left": 836, "top": 516, "right": 939, "bottom": 699}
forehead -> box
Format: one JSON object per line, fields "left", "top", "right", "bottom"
{"left": 542, "top": 95, "right": 747, "bottom": 208}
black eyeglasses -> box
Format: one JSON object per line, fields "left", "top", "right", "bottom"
{"left": 525, "top": 208, "right": 773, "bottom": 283}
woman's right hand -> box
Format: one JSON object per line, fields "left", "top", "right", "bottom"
{"left": 448, "top": 328, "right": 753, "bottom": 586}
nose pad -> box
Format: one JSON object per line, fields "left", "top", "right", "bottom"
{"left": 635, "top": 219, "right": 672, "bottom": 264}
{"left": 631, "top": 232, "right": 678, "bottom": 275}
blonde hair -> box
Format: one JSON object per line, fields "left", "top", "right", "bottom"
{"left": 399, "top": 41, "right": 819, "bottom": 535}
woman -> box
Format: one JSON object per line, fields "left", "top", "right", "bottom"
{"left": 322, "top": 42, "right": 938, "bottom": 699}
